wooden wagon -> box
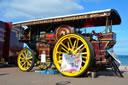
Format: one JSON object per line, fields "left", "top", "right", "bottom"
{"left": 12, "top": 9, "right": 123, "bottom": 77}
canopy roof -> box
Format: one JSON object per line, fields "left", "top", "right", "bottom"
{"left": 12, "top": 9, "right": 121, "bottom": 28}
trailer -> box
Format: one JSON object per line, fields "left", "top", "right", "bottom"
{"left": 12, "top": 9, "right": 123, "bottom": 77}
{"left": 0, "top": 21, "right": 23, "bottom": 64}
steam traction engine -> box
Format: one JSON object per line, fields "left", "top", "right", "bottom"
{"left": 12, "top": 9, "right": 123, "bottom": 77}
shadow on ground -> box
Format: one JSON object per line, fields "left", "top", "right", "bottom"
{"left": 0, "top": 64, "right": 17, "bottom": 68}
{"left": 56, "top": 81, "right": 71, "bottom": 85}
{"left": 0, "top": 73, "right": 9, "bottom": 76}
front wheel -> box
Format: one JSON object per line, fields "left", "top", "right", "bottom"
{"left": 17, "top": 48, "right": 35, "bottom": 71}
{"left": 53, "top": 34, "right": 94, "bottom": 77}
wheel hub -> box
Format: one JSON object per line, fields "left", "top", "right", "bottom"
{"left": 68, "top": 50, "right": 73, "bottom": 55}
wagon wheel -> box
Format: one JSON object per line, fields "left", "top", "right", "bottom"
{"left": 53, "top": 34, "right": 94, "bottom": 77}
{"left": 17, "top": 48, "right": 35, "bottom": 71}
{"left": 36, "top": 57, "right": 52, "bottom": 70}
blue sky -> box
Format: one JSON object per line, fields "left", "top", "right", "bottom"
{"left": 0, "top": 0, "right": 128, "bottom": 55}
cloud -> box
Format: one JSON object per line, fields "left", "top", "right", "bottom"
{"left": 0, "top": 0, "right": 104, "bottom": 22}
{"left": 0, "top": 0, "right": 84, "bottom": 21}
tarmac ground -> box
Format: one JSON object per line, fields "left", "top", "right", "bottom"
{"left": 0, "top": 65, "right": 128, "bottom": 85}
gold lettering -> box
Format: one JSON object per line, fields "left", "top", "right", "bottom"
{"left": 76, "top": 16, "right": 79, "bottom": 19}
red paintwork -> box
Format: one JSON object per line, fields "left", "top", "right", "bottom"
{"left": 39, "top": 49, "right": 50, "bottom": 56}
{"left": 93, "top": 33, "right": 102, "bottom": 36}
{"left": 46, "top": 34, "right": 54, "bottom": 38}
{"left": 91, "top": 33, "right": 116, "bottom": 64}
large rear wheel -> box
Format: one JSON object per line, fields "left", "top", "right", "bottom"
{"left": 17, "top": 48, "right": 35, "bottom": 71}
{"left": 53, "top": 34, "right": 94, "bottom": 77}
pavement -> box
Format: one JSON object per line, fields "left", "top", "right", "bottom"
{"left": 0, "top": 66, "right": 128, "bottom": 85}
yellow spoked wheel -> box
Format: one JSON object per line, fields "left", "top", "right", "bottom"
{"left": 17, "top": 48, "right": 35, "bottom": 71}
{"left": 53, "top": 34, "right": 94, "bottom": 77}
{"left": 36, "top": 57, "right": 52, "bottom": 70}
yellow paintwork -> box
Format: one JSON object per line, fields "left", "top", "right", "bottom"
{"left": 17, "top": 49, "right": 33, "bottom": 71}
{"left": 36, "top": 60, "right": 51, "bottom": 70}
{"left": 53, "top": 34, "right": 90, "bottom": 76}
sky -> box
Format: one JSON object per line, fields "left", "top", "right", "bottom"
{"left": 0, "top": 0, "right": 128, "bottom": 55}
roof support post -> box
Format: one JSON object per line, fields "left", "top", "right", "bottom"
{"left": 105, "top": 17, "right": 108, "bottom": 33}
{"left": 110, "top": 20, "right": 112, "bottom": 32}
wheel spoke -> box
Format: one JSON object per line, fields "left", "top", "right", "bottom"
{"left": 76, "top": 39, "right": 79, "bottom": 48}
{"left": 74, "top": 44, "right": 84, "bottom": 53}
{"left": 28, "top": 52, "right": 32, "bottom": 58}
{"left": 21, "top": 62, "right": 25, "bottom": 67}
{"left": 20, "top": 60, "right": 25, "bottom": 63}
{"left": 27, "top": 61, "right": 31, "bottom": 69}
{"left": 26, "top": 50, "right": 29, "bottom": 57}
{"left": 77, "top": 46, "right": 85, "bottom": 53}
{"left": 28, "top": 60, "right": 32, "bottom": 63}
{"left": 82, "top": 61, "right": 86, "bottom": 63}
{"left": 27, "top": 62, "right": 31, "bottom": 67}
{"left": 82, "top": 56, "right": 87, "bottom": 59}
{"left": 24, "top": 51, "right": 27, "bottom": 57}
{"left": 81, "top": 52, "right": 87, "bottom": 55}
{"left": 21, "top": 54, "right": 25, "bottom": 58}
{"left": 57, "top": 51, "right": 68, "bottom": 54}
{"left": 59, "top": 56, "right": 62, "bottom": 60}
{"left": 26, "top": 57, "right": 32, "bottom": 60}
{"left": 20, "top": 57, "right": 24, "bottom": 59}
{"left": 68, "top": 38, "right": 72, "bottom": 48}
{"left": 72, "top": 40, "right": 76, "bottom": 51}
{"left": 61, "top": 43, "right": 69, "bottom": 50}
{"left": 61, "top": 47, "right": 69, "bottom": 53}
{"left": 67, "top": 42, "right": 70, "bottom": 48}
